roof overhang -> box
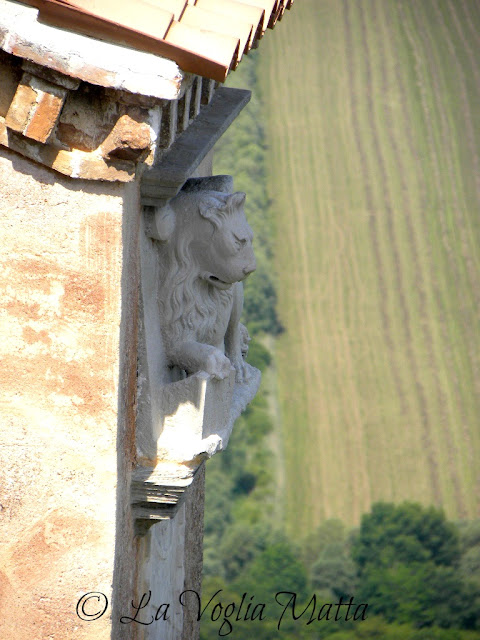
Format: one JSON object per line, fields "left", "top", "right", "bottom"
{"left": 8, "top": 0, "right": 295, "bottom": 83}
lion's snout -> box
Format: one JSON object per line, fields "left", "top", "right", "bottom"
{"left": 242, "top": 262, "right": 256, "bottom": 277}
{"left": 240, "top": 245, "right": 256, "bottom": 279}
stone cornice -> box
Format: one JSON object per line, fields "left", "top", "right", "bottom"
{"left": 0, "top": 46, "right": 226, "bottom": 181}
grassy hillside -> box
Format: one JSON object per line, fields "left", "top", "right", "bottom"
{"left": 259, "top": 0, "right": 480, "bottom": 534}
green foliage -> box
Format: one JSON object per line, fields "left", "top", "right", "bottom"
{"left": 352, "top": 502, "right": 461, "bottom": 569}
{"left": 203, "top": 465, "right": 233, "bottom": 538}
{"left": 458, "top": 521, "right": 480, "bottom": 630}
{"left": 352, "top": 503, "right": 479, "bottom": 629}
{"left": 218, "top": 522, "right": 270, "bottom": 582}
{"left": 459, "top": 521, "right": 480, "bottom": 551}
{"left": 460, "top": 545, "right": 480, "bottom": 588}
{"left": 330, "top": 617, "right": 480, "bottom": 640}
{"left": 302, "top": 519, "right": 350, "bottom": 567}
{"left": 358, "top": 562, "right": 475, "bottom": 628}
{"left": 235, "top": 541, "right": 309, "bottom": 602}
{"left": 203, "top": 493, "right": 480, "bottom": 638}
{"left": 244, "top": 266, "right": 283, "bottom": 336}
{"left": 311, "top": 544, "right": 357, "bottom": 600}
{"left": 246, "top": 337, "right": 272, "bottom": 372}
{"left": 243, "top": 405, "right": 273, "bottom": 443}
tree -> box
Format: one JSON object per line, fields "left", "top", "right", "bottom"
{"left": 351, "top": 502, "right": 477, "bottom": 629}
{"left": 302, "top": 518, "right": 349, "bottom": 567}
{"left": 218, "top": 522, "right": 269, "bottom": 582}
{"left": 235, "top": 540, "right": 308, "bottom": 602}
{"left": 311, "top": 542, "right": 357, "bottom": 599}
{"left": 352, "top": 502, "right": 460, "bottom": 570}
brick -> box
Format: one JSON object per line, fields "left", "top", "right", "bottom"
{"left": 0, "top": 118, "right": 135, "bottom": 182}
{"left": 24, "top": 91, "right": 65, "bottom": 143}
{"left": 5, "top": 83, "right": 37, "bottom": 133}
{"left": 21, "top": 59, "right": 81, "bottom": 90}
{"left": 101, "top": 113, "right": 152, "bottom": 162}
{"left": 52, "top": 149, "right": 135, "bottom": 181}
{"left": 5, "top": 73, "right": 67, "bottom": 143}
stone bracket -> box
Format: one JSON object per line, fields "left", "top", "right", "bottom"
{"left": 131, "top": 463, "right": 198, "bottom": 536}
{"left": 132, "top": 367, "right": 260, "bottom": 535}
{"left": 140, "top": 86, "right": 251, "bottom": 207}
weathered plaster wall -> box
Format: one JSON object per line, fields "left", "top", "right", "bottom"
{"left": 0, "top": 147, "right": 135, "bottom": 640}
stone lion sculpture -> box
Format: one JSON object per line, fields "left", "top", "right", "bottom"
{"left": 154, "top": 175, "right": 256, "bottom": 383}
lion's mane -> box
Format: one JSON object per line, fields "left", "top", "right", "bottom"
{"left": 158, "top": 226, "right": 233, "bottom": 350}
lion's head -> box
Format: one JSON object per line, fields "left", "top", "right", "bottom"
{"left": 155, "top": 177, "right": 256, "bottom": 347}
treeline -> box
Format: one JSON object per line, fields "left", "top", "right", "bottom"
{"left": 201, "top": 502, "right": 480, "bottom": 639}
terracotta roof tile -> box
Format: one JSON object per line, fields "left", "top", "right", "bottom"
{"left": 277, "top": 0, "right": 288, "bottom": 21}
{"left": 180, "top": 5, "right": 253, "bottom": 59}
{"left": 195, "top": 0, "right": 264, "bottom": 28}
{"left": 236, "top": 0, "right": 277, "bottom": 33}
{"left": 195, "top": 0, "right": 265, "bottom": 47}
{"left": 18, "top": 0, "right": 293, "bottom": 82}
{"left": 69, "top": 0, "right": 174, "bottom": 39}
{"left": 165, "top": 20, "right": 240, "bottom": 70}
{"left": 143, "top": 0, "right": 187, "bottom": 21}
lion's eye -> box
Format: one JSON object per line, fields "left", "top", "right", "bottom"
{"left": 234, "top": 236, "right": 247, "bottom": 250}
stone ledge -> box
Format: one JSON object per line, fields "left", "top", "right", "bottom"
{"left": 141, "top": 86, "right": 251, "bottom": 207}
{"left": 0, "top": 45, "right": 224, "bottom": 181}
{"left": 157, "top": 366, "right": 260, "bottom": 461}
{"left": 131, "top": 464, "right": 196, "bottom": 535}
{"left": 131, "top": 366, "right": 260, "bottom": 535}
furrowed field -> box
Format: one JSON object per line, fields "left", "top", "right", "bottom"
{"left": 259, "top": 0, "right": 480, "bottom": 534}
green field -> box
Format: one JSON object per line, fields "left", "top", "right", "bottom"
{"left": 259, "top": 0, "right": 480, "bottom": 534}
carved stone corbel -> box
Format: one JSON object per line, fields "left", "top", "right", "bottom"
{"left": 133, "top": 175, "right": 260, "bottom": 534}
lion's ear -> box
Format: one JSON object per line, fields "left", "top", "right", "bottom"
{"left": 227, "top": 192, "right": 246, "bottom": 210}
{"left": 198, "top": 195, "right": 228, "bottom": 222}
{"left": 154, "top": 204, "right": 175, "bottom": 241}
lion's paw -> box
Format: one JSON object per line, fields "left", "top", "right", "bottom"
{"left": 232, "top": 358, "right": 251, "bottom": 384}
{"left": 205, "top": 351, "right": 234, "bottom": 380}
